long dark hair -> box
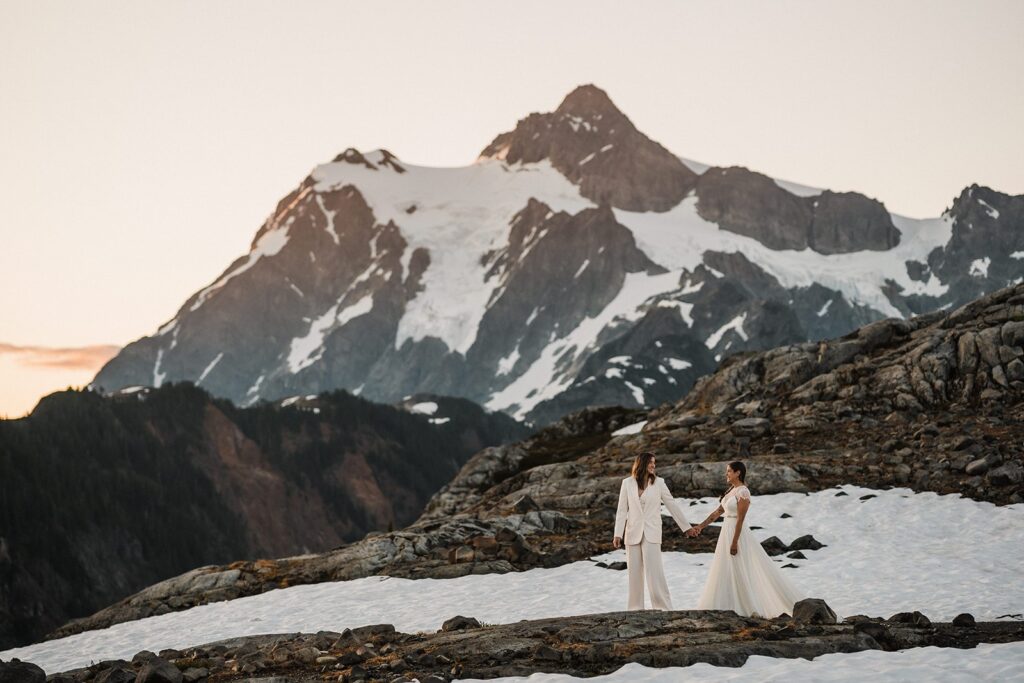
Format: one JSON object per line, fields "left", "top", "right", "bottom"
{"left": 631, "top": 452, "right": 656, "bottom": 490}
{"left": 720, "top": 460, "right": 747, "bottom": 501}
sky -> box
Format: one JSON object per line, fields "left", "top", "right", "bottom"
{"left": 1, "top": 0, "right": 1022, "bottom": 418}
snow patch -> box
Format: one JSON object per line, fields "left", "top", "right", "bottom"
{"left": 152, "top": 348, "right": 166, "bottom": 388}
{"left": 612, "top": 419, "right": 647, "bottom": 436}
{"left": 485, "top": 270, "right": 682, "bottom": 419}
{"left": 977, "top": 197, "right": 1000, "bottom": 219}
{"left": 196, "top": 352, "right": 224, "bottom": 384}
{"left": 656, "top": 299, "right": 694, "bottom": 326}
{"left": 409, "top": 401, "right": 438, "bottom": 416}
{"left": 315, "top": 193, "right": 340, "bottom": 245}
{"left": 497, "top": 346, "right": 521, "bottom": 376}
{"left": 969, "top": 257, "right": 991, "bottom": 278}
{"left": 287, "top": 294, "right": 374, "bottom": 372}
{"left": 706, "top": 313, "right": 748, "bottom": 349}
{"left": 624, "top": 381, "right": 645, "bottom": 404}
{"left": 243, "top": 374, "right": 265, "bottom": 406}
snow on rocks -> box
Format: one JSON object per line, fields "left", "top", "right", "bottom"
{"left": 611, "top": 419, "right": 647, "bottom": 436}
{"left": 311, "top": 154, "right": 594, "bottom": 356}
{"left": 615, "top": 196, "right": 954, "bottom": 320}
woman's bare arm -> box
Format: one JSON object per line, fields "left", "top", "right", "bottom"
{"left": 731, "top": 496, "right": 750, "bottom": 554}
{"left": 696, "top": 505, "right": 724, "bottom": 531}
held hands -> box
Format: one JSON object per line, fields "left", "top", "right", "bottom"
{"left": 684, "top": 525, "right": 700, "bottom": 538}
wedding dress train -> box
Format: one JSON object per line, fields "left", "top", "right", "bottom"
{"left": 696, "top": 485, "right": 804, "bottom": 618}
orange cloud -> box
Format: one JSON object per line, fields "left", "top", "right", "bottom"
{"left": 0, "top": 342, "right": 121, "bottom": 370}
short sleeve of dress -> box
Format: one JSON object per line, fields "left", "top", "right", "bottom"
{"left": 736, "top": 486, "right": 751, "bottom": 500}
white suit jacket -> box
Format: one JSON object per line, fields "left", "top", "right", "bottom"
{"left": 613, "top": 475, "right": 691, "bottom": 545}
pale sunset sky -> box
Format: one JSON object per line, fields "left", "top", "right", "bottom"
{"left": 1, "top": 0, "right": 1022, "bottom": 417}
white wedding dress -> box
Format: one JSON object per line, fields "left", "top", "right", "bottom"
{"left": 696, "top": 485, "right": 804, "bottom": 618}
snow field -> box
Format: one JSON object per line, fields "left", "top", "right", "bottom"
{"left": 3, "top": 486, "right": 1020, "bottom": 673}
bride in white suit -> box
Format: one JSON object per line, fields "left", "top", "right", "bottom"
{"left": 613, "top": 452, "right": 698, "bottom": 610}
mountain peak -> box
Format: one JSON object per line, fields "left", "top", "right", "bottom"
{"left": 554, "top": 84, "right": 624, "bottom": 120}
{"left": 478, "top": 84, "right": 696, "bottom": 211}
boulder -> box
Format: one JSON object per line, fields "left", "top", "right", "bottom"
{"left": 965, "top": 455, "right": 995, "bottom": 475}
{"left": 988, "top": 462, "right": 1024, "bottom": 487}
{"left": 180, "top": 669, "right": 208, "bottom": 683}
{"left": 731, "top": 417, "right": 771, "bottom": 437}
{"left": 793, "top": 598, "right": 837, "bottom": 624}
{"left": 889, "top": 611, "right": 932, "bottom": 627}
{"left": 441, "top": 615, "right": 481, "bottom": 632}
{"left": 0, "top": 660, "right": 46, "bottom": 683}
{"left": 136, "top": 658, "right": 182, "bottom": 683}
{"left": 760, "top": 536, "right": 788, "bottom": 556}
{"left": 787, "top": 535, "right": 825, "bottom": 551}
{"left": 952, "top": 613, "right": 976, "bottom": 628}
{"left": 94, "top": 667, "right": 136, "bottom": 683}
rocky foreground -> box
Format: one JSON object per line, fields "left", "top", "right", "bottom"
{"left": 11, "top": 603, "right": 1024, "bottom": 682}
{"left": 51, "top": 283, "right": 1024, "bottom": 639}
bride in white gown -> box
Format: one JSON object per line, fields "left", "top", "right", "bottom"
{"left": 694, "top": 461, "right": 804, "bottom": 618}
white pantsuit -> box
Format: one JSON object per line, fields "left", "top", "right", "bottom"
{"left": 613, "top": 475, "right": 692, "bottom": 610}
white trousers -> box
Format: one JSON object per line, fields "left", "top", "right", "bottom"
{"left": 626, "top": 535, "right": 673, "bottom": 610}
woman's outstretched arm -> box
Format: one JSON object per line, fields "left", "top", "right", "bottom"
{"left": 659, "top": 479, "right": 698, "bottom": 536}
{"left": 696, "top": 504, "right": 724, "bottom": 532}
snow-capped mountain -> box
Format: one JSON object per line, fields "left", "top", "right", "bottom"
{"left": 91, "top": 85, "right": 1024, "bottom": 425}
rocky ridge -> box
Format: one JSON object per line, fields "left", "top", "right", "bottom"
{"left": 21, "top": 607, "right": 1024, "bottom": 681}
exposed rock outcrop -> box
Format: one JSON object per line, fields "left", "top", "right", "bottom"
{"left": 695, "top": 167, "right": 900, "bottom": 254}
{"left": 37, "top": 610, "right": 1024, "bottom": 681}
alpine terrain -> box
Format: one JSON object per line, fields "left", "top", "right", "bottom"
{"left": 90, "top": 85, "right": 1024, "bottom": 426}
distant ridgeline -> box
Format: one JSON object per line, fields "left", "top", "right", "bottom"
{"left": 0, "top": 383, "right": 528, "bottom": 648}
